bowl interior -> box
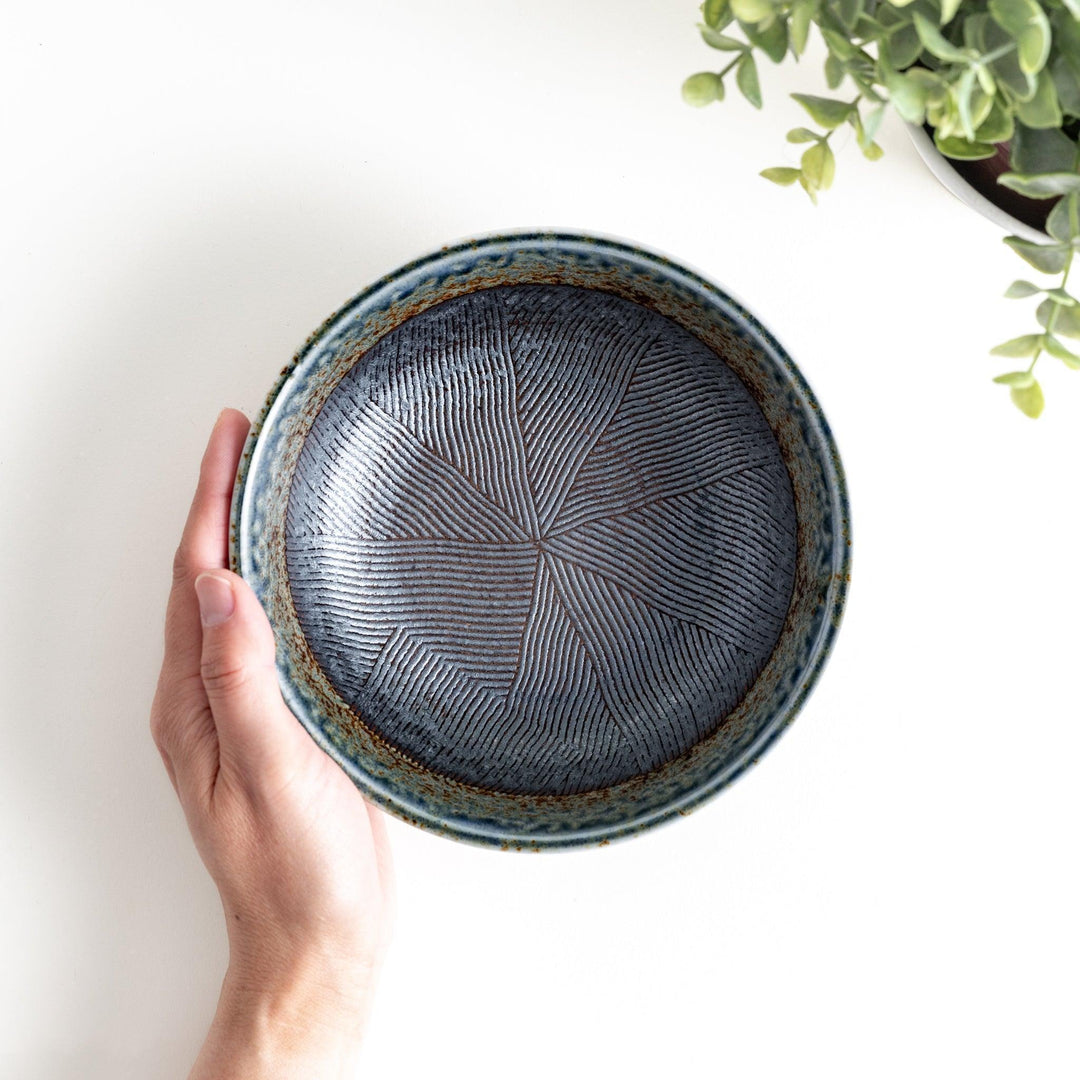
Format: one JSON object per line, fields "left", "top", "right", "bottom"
{"left": 232, "top": 234, "right": 849, "bottom": 849}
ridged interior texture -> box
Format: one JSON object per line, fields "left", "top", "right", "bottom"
{"left": 285, "top": 285, "right": 798, "bottom": 795}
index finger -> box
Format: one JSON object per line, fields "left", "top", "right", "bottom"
{"left": 162, "top": 408, "right": 251, "bottom": 686}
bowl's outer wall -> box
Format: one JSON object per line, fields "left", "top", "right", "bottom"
{"left": 906, "top": 123, "right": 1047, "bottom": 245}
{"left": 230, "top": 233, "right": 851, "bottom": 849}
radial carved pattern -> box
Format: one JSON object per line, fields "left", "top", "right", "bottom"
{"left": 286, "top": 285, "right": 798, "bottom": 795}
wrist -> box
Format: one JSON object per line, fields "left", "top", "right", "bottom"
{"left": 190, "top": 957, "right": 373, "bottom": 1080}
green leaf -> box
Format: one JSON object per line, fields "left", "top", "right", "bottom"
{"left": 1048, "top": 300, "right": 1080, "bottom": 338}
{"left": 1046, "top": 288, "right": 1077, "bottom": 306}
{"left": 837, "top": 0, "right": 863, "bottom": 30}
{"left": 854, "top": 12, "right": 880, "bottom": 36}
{"left": 1043, "top": 335, "right": 1080, "bottom": 368}
{"left": 745, "top": 16, "right": 788, "bottom": 62}
{"left": 965, "top": 11, "right": 990, "bottom": 51}
{"left": 885, "top": 23, "right": 924, "bottom": 69}
{"left": 1004, "top": 280, "right": 1041, "bottom": 298}
{"left": 1010, "top": 379, "right": 1045, "bottom": 417}
{"left": 792, "top": 93, "right": 853, "bottom": 128}
{"left": 993, "top": 370, "right": 1037, "bottom": 385}
{"left": 884, "top": 69, "right": 929, "bottom": 124}
{"left": 825, "top": 53, "right": 844, "bottom": 89}
{"left": 1054, "top": 9, "right": 1080, "bottom": 74}
{"left": 730, "top": 0, "right": 773, "bottom": 22}
{"left": 760, "top": 166, "right": 802, "bottom": 186}
{"left": 982, "top": 16, "right": 1038, "bottom": 100}
{"left": 703, "top": 0, "right": 729, "bottom": 28}
{"left": 912, "top": 11, "right": 969, "bottom": 62}
{"left": 1004, "top": 235, "right": 1070, "bottom": 273}
{"left": 790, "top": 0, "right": 812, "bottom": 55}
{"left": 801, "top": 141, "right": 836, "bottom": 190}
{"left": 861, "top": 104, "right": 885, "bottom": 146}
{"left": 786, "top": 127, "right": 820, "bottom": 143}
{"left": 993, "top": 55, "right": 1038, "bottom": 102}
{"left": 821, "top": 28, "right": 858, "bottom": 60}
{"left": 928, "top": 102, "right": 955, "bottom": 139}
{"left": 1029, "top": 296, "right": 1080, "bottom": 336}
{"left": 1045, "top": 198, "right": 1077, "bottom": 242}
{"left": 990, "top": 333, "right": 1043, "bottom": 357}
{"left": 736, "top": 53, "right": 762, "bottom": 107}
{"left": 974, "top": 99, "right": 1015, "bottom": 144}
{"left": 918, "top": 66, "right": 950, "bottom": 101}
{"left": 682, "top": 72, "right": 725, "bottom": 106}
{"left": 1051, "top": 56, "right": 1080, "bottom": 118}
{"left": 969, "top": 86, "right": 995, "bottom": 131}
{"left": 849, "top": 103, "right": 886, "bottom": 155}
{"left": 1016, "top": 69, "right": 1063, "bottom": 129}
{"left": 988, "top": 0, "right": 1051, "bottom": 76}
{"left": 700, "top": 26, "right": 746, "bottom": 50}
{"left": 1010, "top": 124, "right": 1078, "bottom": 174}
{"left": 998, "top": 172, "right": 1080, "bottom": 198}
{"left": 955, "top": 66, "right": 979, "bottom": 142}
{"left": 975, "top": 63, "right": 996, "bottom": 97}
{"left": 941, "top": 0, "right": 963, "bottom": 22}
{"left": 934, "top": 133, "right": 997, "bottom": 160}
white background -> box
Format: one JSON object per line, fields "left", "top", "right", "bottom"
{"left": 3, "top": 2, "right": 1079, "bottom": 1077}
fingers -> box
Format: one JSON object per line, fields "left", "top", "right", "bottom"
{"left": 164, "top": 409, "right": 251, "bottom": 688}
{"left": 195, "top": 569, "right": 308, "bottom": 789}
{"left": 153, "top": 409, "right": 250, "bottom": 801}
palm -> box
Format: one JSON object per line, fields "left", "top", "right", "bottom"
{"left": 153, "top": 408, "right": 392, "bottom": 992}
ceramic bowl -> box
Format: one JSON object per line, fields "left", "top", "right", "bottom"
{"left": 231, "top": 232, "right": 850, "bottom": 849}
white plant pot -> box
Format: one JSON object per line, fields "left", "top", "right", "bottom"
{"left": 906, "top": 123, "right": 1046, "bottom": 245}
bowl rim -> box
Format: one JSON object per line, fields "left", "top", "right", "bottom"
{"left": 230, "top": 230, "right": 851, "bottom": 849}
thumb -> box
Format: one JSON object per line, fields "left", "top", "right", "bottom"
{"left": 194, "top": 569, "right": 308, "bottom": 783}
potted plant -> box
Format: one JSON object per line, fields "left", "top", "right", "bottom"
{"left": 683, "top": 0, "right": 1080, "bottom": 417}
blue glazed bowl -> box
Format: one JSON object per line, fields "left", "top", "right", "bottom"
{"left": 231, "top": 232, "right": 850, "bottom": 850}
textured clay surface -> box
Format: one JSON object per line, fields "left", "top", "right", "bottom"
{"left": 286, "top": 285, "right": 797, "bottom": 795}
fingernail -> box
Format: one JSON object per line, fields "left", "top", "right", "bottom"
{"left": 195, "top": 572, "right": 235, "bottom": 627}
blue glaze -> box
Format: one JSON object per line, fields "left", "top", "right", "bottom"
{"left": 231, "top": 232, "right": 851, "bottom": 850}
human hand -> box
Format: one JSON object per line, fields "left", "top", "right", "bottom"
{"left": 151, "top": 409, "right": 394, "bottom": 1080}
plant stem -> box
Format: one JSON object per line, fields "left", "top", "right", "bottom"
{"left": 719, "top": 55, "right": 741, "bottom": 79}
{"left": 981, "top": 42, "right": 1018, "bottom": 64}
